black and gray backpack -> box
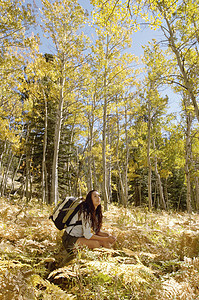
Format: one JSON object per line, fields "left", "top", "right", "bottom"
{"left": 49, "top": 197, "right": 82, "bottom": 230}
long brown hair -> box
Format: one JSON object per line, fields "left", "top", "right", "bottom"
{"left": 79, "top": 190, "right": 102, "bottom": 233}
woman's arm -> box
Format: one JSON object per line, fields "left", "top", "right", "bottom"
{"left": 96, "top": 231, "right": 110, "bottom": 237}
{"left": 90, "top": 232, "right": 116, "bottom": 244}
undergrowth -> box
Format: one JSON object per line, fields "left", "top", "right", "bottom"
{"left": 0, "top": 197, "right": 198, "bottom": 299}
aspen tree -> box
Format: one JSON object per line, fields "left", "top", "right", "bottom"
{"left": 125, "top": 0, "right": 199, "bottom": 121}
{"left": 183, "top": 96, "right": 194, "bottom": 213}
{"left": 91, "top": 0, "right": 136, "bottom": 209}
{"left": 115, "top": 99, "right": 126, "bottom": 206}
{"left": 0, "top": 0, "right": 37, "bottom": 197}
{"left": 41, "top": 0, "right": 86, "bottom": 205}
{"left": 141, "top": 41, "right": 169, "bottom": 209}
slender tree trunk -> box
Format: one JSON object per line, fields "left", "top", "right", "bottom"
{"left": 93, "top": 159, "right": 97, "bottom": 189}
{"left": 154, "top": 183, "right": 157, "bottom": 208}
{"left": 184, "top": 97, "right": 193, "bottom": 213}
{"left": 116, "top": 104, "right": 126, "bottom": 206}
{"left": 185, "top": 157, "right": 192, "bottom": 213}
{"left": 165, "top": 177, "right": 169, "bottom": 210}
{"left": 66, "top": 142, "right": 71, "bottom": 196}
{"left": 102, "top": 35, "right": 109, "bottom": 211}
{"left": 153, "top": 138, "right": 167, "bottom": 210}
{"left": 68, "top": 121, "right": 75, "bottom": 195}
{"left": 9, "top": 154, "right": 23, "bottom": 198}
{"left": 147, "top": 101, "right": 153, "bottom": 209}
{"left": 25, "top": 124, "right": 31, "bottom": 202}
{"left": 177, "top": 188, "right": 184, "bottom": 210}
{"left": 124, "top": 105, "right": 129, "bottom": 208}
{"left": 87, "top": 111, "right": 94, "bottom": 191}
{"left": 51, "top": 74, "right": 65, "bottom": 205}
{"left": 30, "top": 138, "right": 34, "bottom": 200}
{"left": 0, "top": 140, "right": 7, "bottom": 174}
{"left": 107, "top": 116, "right": 112, "bottom": 203}
{"left": 0, "top": 141, "right": 8, "bottom": 196}
{"left": 92, "top": 93, "right": 98, "bottom": 189}
{"left": 2, "top": 149, "right": 13, "bottom": 196}
{"left": 87, "top": 157, "right": 93, "bottom": 191}
{"left": 102, "top": 96, "right": 108, "bottom": 210}
{"left": 42, "top": 90, "right": 48, "bottom": 203}
{"left": 195, "top": 177, "right": 199, "bottom": 211}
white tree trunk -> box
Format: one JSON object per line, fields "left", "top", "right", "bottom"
{"left": 184, "top": 97, "right": 193, "bottom": 213}
{"left": 116, "top": 103, "right": 126, "bottom": 206}
{"left": 88, "top": 110, "right": 94, "bottom": 191}
{"left": 25, "top": 124, "right": 31, "bottom": 202}
{"left": 51, "top": 76, "right": 65, "bottom": 205}
{"left": 102, "top": 35, "right": 109, "bottom": 211}
{"left": 152, "top": 138, "right": 167, "bottom": 210}
{"left": 102, "top": 96, "right": 109, "bottom": 210}
{"left": 147, "top": 101, "right": 153, "bottom": 209}
{"left": 124, "top": 105, "right": 129, "bottom": 208}
{"left": 195, "top": 177, "right": 199, "bottom": 211}
{"left": 42, "top": 90, "right": 48, "bottom": 204}
{"left": 107, "top": 117, "right": 112, "bottom": 203}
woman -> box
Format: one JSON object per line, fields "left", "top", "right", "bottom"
{"left": 62, "top": 190, "right": 116, "bottom": 253}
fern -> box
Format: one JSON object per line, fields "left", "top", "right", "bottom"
{"left": 1, "top": 197, "right": 199, "bottom": 299}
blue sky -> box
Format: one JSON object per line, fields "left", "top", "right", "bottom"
{"left": 32, "top": 0, "right": 181, "bottom": 115}
{"left": 37, "top": 0, "right": 161, "bottom": 57}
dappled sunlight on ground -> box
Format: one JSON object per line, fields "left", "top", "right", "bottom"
{"left": 0, "top": 198, "right": 199, "bottom": 299}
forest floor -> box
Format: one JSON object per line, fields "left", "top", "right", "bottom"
{"left": 0, "top": 197, "right": 199, "bottom": 300}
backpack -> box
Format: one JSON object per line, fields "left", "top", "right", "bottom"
{"left": 49, "top": 197, "right": 82, "bottom": 230}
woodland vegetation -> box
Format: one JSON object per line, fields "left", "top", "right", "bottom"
{"left": 0, "top": 0, "right": 199, "bottom": 212}
{"left": 0, "top": 197, "right": 199, "bottom": 299}
{"left": 0, "top": 0, "right": 199, "bottom": 298}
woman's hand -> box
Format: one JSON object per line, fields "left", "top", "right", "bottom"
{"left": 107, "top": 235, "right": 116, "bottom": 244}
{"left": 95, "top": 231, "right": 117, "bottom": 245}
